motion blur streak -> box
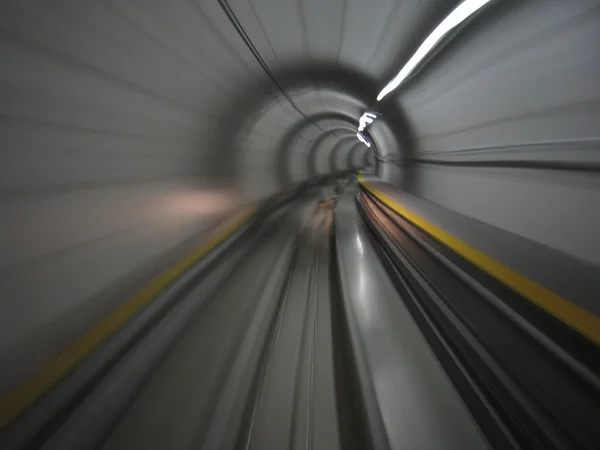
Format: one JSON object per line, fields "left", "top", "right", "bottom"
{"left": 357, "top": 132, "right": 371, "bottom": 147}
{"left": 376, "top": 0, "right": 493, "bottom": 101}
{"left": 1, "top": 1, "right": 600, "bottom": 449}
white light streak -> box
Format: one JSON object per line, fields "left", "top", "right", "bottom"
{"left": 376, "top": 0, "right": 492, "bottom": 101}
{"left": 358, "top": 112, "right": 377, "bottom": 131}
{"left": 357, "top": 132, "right": 371, "bottom": 147}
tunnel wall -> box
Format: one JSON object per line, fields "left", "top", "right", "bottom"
{"left": 0, "top": 0, "right": 384, "bottom": 394}
{"left": 236, "top": 87, "right": 372, "bottom": 200}
{"left": 396, "top": 0, "right": 600, "bottom": 266}
{"left": 0, "top": 0, "right": 269, "bottom": 393}
{"left": 368, "top": 119, "right": 404, "bottom": 187}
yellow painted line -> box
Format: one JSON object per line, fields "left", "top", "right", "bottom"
{"left": 0, "top": 208, "right": 256, "bottom": 430}
{"left": 358, "top": 174, "right": 600, "bottom": 346}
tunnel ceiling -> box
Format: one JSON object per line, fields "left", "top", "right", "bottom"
{"left": 1, "top": 0, "right": 464, "bottom": 199}
{"left": 214, "top": 0, "right": 464, "bottom": 194}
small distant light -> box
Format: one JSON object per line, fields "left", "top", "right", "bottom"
{"left": 357, "top": 132, "right": 371, "bottom": 147}
{"left": 377, "top": 0, "right": 492, "bottom": 101}
{"left": 359, "top": 112, "right": 377, "bottom": 131}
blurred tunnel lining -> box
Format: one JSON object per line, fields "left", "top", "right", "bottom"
{"left": 1, "top": 0, "right": 600, "bottom": 419}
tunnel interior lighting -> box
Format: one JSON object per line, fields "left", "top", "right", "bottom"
{"left": 358, "top": 112, "right": 377, "bottom": 132}
{"left": 357, "top": 132, "right": 371, "bottom": 147}
{"left": 376, "top": 0, "right": 492, "bottom": 101}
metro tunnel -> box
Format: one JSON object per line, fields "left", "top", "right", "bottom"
{"left": 1, "top": 0, "right": 600, "bottom": 449}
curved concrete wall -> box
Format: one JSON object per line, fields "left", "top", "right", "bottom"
{"left": 2, "top": 0, "right": 598, "bottom": 398}
{"left": 1, "top": 0, "right": 424, "bottom": 392}
{"left": 397, "top": 0, "right": 600, "bottom": 265}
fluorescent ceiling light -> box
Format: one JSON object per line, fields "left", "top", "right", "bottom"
{"left": 358, "top": 112, "right": 377, "bottom": 132}
{"left": 376, "top": 0, "right": 492, "bottom": 101}
{"left": 357, "top": 132, "right": 371, "bottom": 147}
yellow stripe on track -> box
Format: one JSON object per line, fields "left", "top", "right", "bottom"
{"left": 0, "top": 209, "right": 256, "bottom": 430}
{"left": 358, "top": 174, "right": 600, "bottom": 346}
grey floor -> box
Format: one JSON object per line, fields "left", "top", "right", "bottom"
{"left": 34, "top": 191, "right": 489, "bottom": 450}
